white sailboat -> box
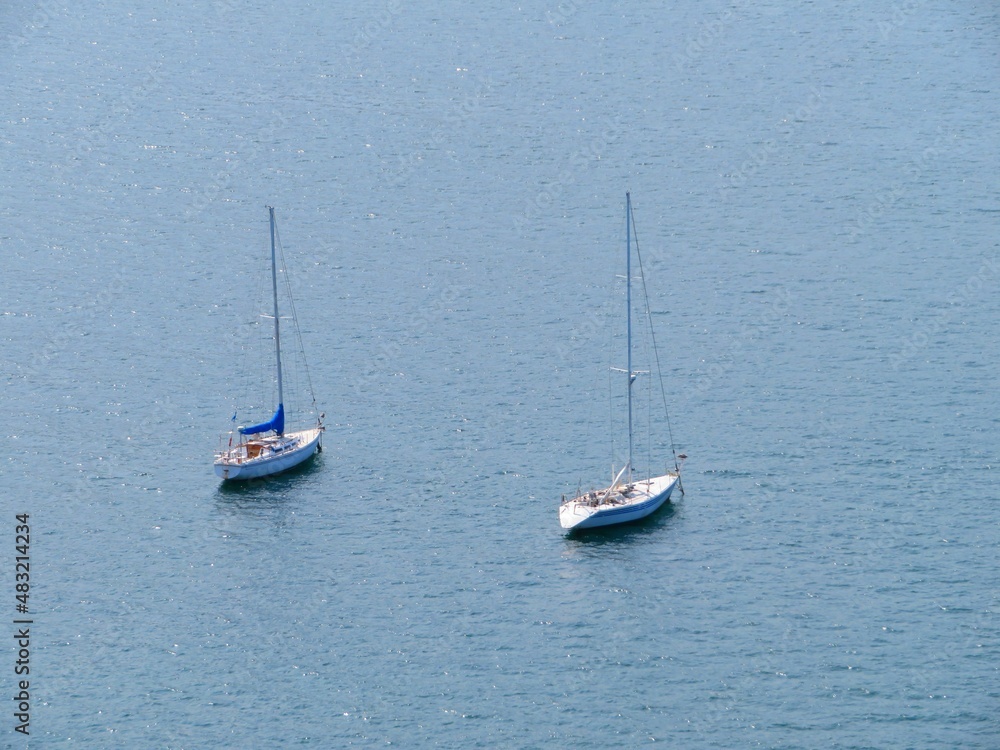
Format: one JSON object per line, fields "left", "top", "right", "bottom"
{"left": 214, "top": 207, "right": 324, "bottom": 480}
{"left": 559, "top": 192, "right": 684, "bottom": 531}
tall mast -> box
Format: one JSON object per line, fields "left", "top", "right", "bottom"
{"left": 626, "top": 192, "right": 633, "bottom": 484}
{"left": 269, "top": 206, "right": 284, "bottom": 417}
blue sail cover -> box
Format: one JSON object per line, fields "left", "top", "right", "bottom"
{"left": 239, "top": 404, "right": 284, "bottom": 435}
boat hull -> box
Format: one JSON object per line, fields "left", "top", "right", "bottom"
{"left": 559, "top": 473, "right": 678, "bottom": 530}
{"left": 214, "top": 427, "right": 322, "bottom": 480}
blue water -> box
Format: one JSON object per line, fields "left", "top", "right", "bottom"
{"left": 4, "top": 1, "right": 999, "bottom": 747}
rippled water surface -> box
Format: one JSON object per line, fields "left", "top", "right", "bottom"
{"left": 3, "top": 1, "right": 999, "bottom": 747}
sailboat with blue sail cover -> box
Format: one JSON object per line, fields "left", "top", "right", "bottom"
{"left": 214, "top": 207, "right": 324, "bottom": 480}
{"left": 559, "top": 192, "right": 684, "bottom": 530}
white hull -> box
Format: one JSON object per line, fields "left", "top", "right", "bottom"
{"left": 559, "top": 473, "right": 678, "bottom": 531}
{"left": 214, "top": 427, "right": 322, "bottom": 480}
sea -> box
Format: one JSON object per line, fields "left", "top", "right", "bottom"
{"left": 2, "top": 1, "right": 998, "bottom": 747}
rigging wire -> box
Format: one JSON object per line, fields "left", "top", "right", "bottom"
{"left": 227, "top": 209, "right": 319, "bottom": 436}
{"left": 233, "top": 233, "right": 270, "bottom": 429}
{"left": 272, "top": 215, "right": 319, "bottom": 420}
{"left": 628, "top": 197, "right": 683, "bottom": 484}
{"left": 645, "top": 325, "right": 652, "bottom": 478}
{"left": 272, "top": 216, "right": 298, "bottom": 421}
{"left": 607, "top": 275, "right": 616, "bottom": 483}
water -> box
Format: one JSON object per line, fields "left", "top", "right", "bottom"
{"left": 3, "top": 1, "right": 998, "bottom": 747}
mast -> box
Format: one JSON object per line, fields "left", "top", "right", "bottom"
{"left": 269, "top": 206, "right": 284, "bottom": 430}
{"left": 626, "top": 192, "right": 633, "bottom": 484}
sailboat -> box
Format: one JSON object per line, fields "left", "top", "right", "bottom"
{"left": 559, "top": 192, "right": 683, "bottom": 531}
{"left": 214, "top": 207, "right": 324, "bottom": 480}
